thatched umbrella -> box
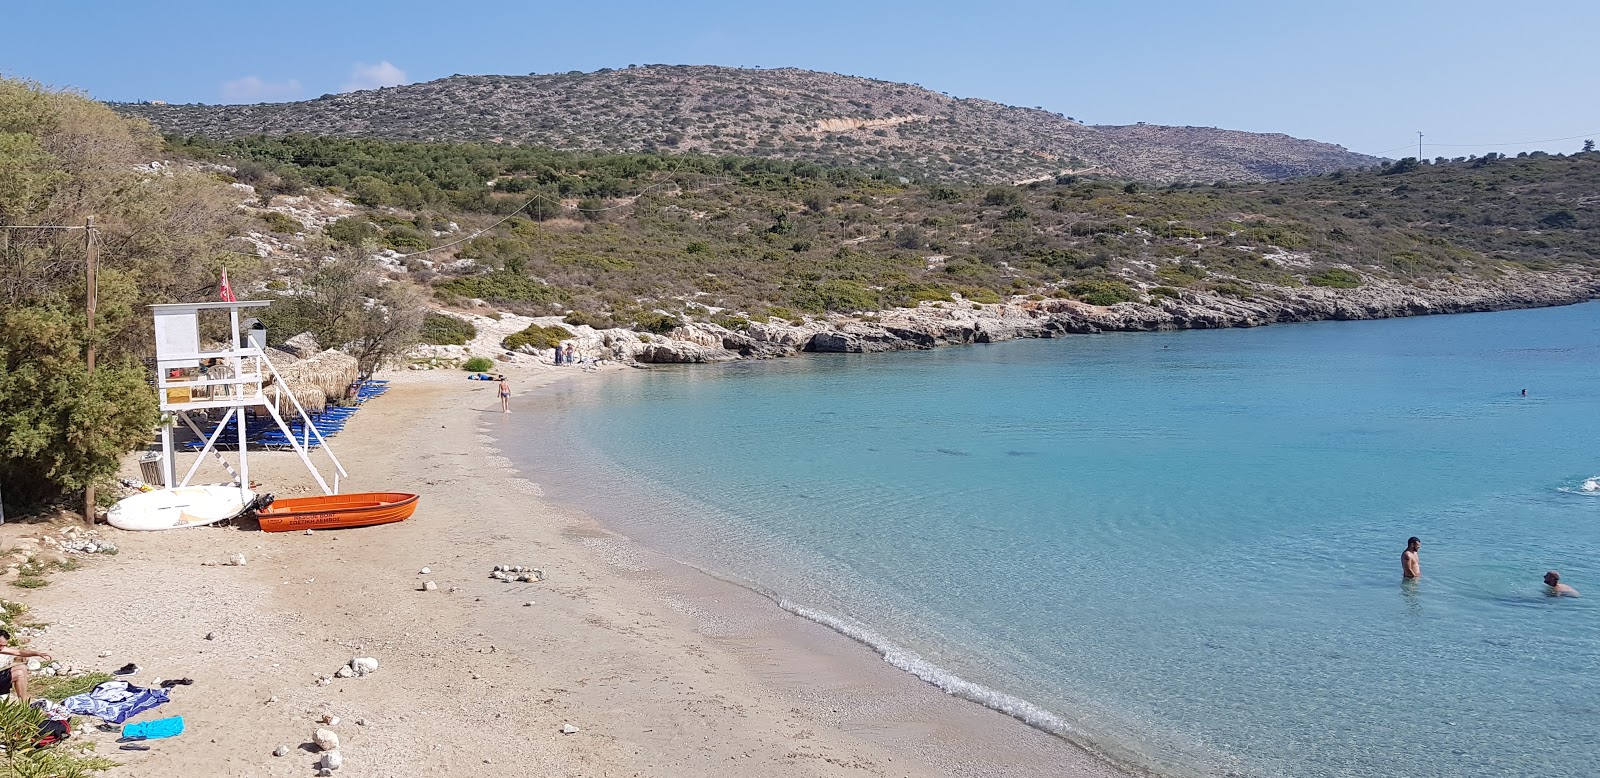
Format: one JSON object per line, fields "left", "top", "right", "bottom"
{"left": 277, "top": 350, "right": 359, "bottom": 405}
{"left": 272, "top": 379, "right": 327, "bottom": 417}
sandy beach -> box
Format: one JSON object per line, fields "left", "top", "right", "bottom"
{"left": 4, "top": 363, "right": 1129, "bottom": 778}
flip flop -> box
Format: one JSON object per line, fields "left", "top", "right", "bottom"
{"left": 112, "top": 663, "right": 139, "bottom": 677}
{"left": 159, "top": 678, "right": 193, "bottom": 688}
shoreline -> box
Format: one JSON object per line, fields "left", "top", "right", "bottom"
{"left": 434, "top": 268, "right": 1600, "bottom": 368}
{"left": 490, "top": 370, "right": 1148, "bottom": 778}
{"left": 7, "top": 363, "right": 1130, "bottom": 777}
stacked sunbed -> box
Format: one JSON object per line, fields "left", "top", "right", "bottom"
{"left": 182, "top": 379, "right": 391, "bottom": 452}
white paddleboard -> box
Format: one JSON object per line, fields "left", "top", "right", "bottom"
{"left": 107, "top": 486, "right": 255, "bottom": 531}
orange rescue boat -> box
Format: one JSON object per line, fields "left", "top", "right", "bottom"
{"left": 255, "top": 492, "right": 419, "bottom": 532}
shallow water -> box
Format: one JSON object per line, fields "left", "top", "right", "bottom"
{"left": 504, "top": 302, "right": 1600, "bottom": 777}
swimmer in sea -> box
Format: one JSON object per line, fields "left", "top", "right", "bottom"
{"left": 1544, "top": 571, "right": 1580, "bottom": 597}
{"left": 1402, "top": 537, "right": 1421, "bottom": 579}
{"left": 1521, "top": 389, "right": 1528, "bottom": 397}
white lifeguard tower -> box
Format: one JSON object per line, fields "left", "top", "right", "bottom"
{"left": 150, "top": 300, "right": 345, "bottom": 495}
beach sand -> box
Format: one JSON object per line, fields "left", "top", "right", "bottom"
{"left": 10, "top": 364, "right": 1130, "bottom": 777}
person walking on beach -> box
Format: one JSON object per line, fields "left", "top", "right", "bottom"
{"left": 498, "top": 376, "right": 511, "bottom": 413}
{"left": 1402, "top": 537, "right": 1421, "bottom": 579}
{"left": 554, "top": 343, "right": 565, "bottom": 365}
{"left": 564, "top": 343, "right": 575, "bottom": 365}
{"left": 0, "top": 628, "right": 51, "bottom": 702}
{"left": 1544, "top": 571, "right": 1580, "bottom": 597}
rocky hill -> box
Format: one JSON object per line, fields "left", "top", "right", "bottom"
{"left": 118, "top": 65, "right": 1380, "bottom": 184}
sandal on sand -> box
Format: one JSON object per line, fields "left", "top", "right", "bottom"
{"left": 112, "top": 663, "right": 139, "bottom": 677}
{"left": 159, "top": 678, "right": 193, "bottom": 688}
{"left": 119, "top": 744, "right": 151, "bottom": 751}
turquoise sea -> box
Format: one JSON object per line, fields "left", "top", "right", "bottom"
{"left": 505, "top": 302, "right": 1600, "bottom": 778}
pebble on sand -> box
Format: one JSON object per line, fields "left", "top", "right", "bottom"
{"left": 421, "top": 581, "right": 437, "bottom": 591}
{"left": 313, "top": 728, "right": 339, "bottom": 751}
{"left": 204, "top": 631, "right": 218, "bottom": 641}
{"left": 273, "top": 745, "right": 289, "bottom": 757}
{"left": 419, "top": 567, "right": 431, "bottom": 574}
{"left": 560, "top": 724, "right": 580, "bottom": 734}
{"left": 320, "top": 750, "right": 343, "bottom": 770}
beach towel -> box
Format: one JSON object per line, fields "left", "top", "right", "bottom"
{"left": 61, "top": 681, "right": 170, "bottom": 724}
{"left": 122, "top": 716, "right": 184, "bottom": 741}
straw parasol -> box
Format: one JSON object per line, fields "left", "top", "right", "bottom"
{"left": 277, "top": 350, "right": 359, "bottom": 404}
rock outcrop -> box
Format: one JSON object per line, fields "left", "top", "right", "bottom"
{"left": 627, "top": 269, "right": 1600, "bottom": 362}
{"left": 412, "top": 269, "right": 1600, "bottom": 369}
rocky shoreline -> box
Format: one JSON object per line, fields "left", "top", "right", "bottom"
{"left": 415, "top": 269, "right": 1600, "bottom": 367}
{"left": 627, "top": 268, "right": 1600, "bottom": 363}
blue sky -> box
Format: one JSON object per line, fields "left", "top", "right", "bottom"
{"left": 5, "top": 0, "right": 1599, "bottom": 159}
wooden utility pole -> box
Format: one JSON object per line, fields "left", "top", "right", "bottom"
{"left": 84, "top": 216, "right": 97, "bottom": 526}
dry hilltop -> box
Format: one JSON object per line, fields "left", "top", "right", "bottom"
{"left": 116, "top": 65, "right": 1381, "bottom": 184}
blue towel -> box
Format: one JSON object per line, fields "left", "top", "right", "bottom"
{"left": 62, "top": 681, "right": 170, "bottom": 724}
{"left": 123, "top": 715, "right": 184, "bottom": 740}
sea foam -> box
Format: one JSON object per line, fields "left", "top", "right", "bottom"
{"left": 776, "top": 598, "right": 1078, "bottom": 736}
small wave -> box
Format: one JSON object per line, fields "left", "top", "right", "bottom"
{"left": 775, "top": 599, "right": 1077, "bottom": 736}
{"left": 1557, "top": 476, "right": 1600, "bottom": 495}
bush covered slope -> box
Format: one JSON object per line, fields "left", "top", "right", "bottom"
{"left": 119, "top": 66, "right": 1380, "bottom": 184}
{"left": 186, "top": 134, "right": 1599, "bottom": 324}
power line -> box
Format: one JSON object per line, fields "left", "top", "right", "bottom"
{"left": 1424, "top": 130, "right": 1600, "bottom": 149}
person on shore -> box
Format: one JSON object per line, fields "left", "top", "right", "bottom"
{"left": 498, "top": 376, "right": 511, "bottom": 414}
{"left": 0, "top": 628, "right": 51, "bottom": 702}
{"left": 554, "top": 344, "right": 565, "bottom": 365}
{"left": 1544, "top": 571, "right": 1580, "bottom": 597}
{"left": 1402, "top": 537, "right": 1421, "bottom": 579}
{"left": 564, "top": 343, "right": 575, "bottom": 365}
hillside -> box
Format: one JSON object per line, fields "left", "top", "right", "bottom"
{"left": 181, "top": 134, "right": 1600, "bottom": 332}
{"left": 118, "top": 65, "right": 1381, "bottom": 184}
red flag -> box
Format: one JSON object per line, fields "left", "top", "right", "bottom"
{"left": 219, "top": 266, "right": 236, "bottom": 302}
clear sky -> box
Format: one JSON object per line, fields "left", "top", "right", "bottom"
{"left": 5, "top": 0, "right": 1599, "bottom": 159}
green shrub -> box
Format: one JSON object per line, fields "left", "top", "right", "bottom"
{"left": 711, "top": 314, "right": 752, "bottom": 331}
{"left": 325, "top": 217, "right": 379, "bottom": 245}
{"left": 1307, "top": 268, "right": 1364, "bottom": 288}
{"left": 1206, "top": 279, "right": 1258, "bottom": 298}
{"left": 881, "top": 281, "right": 953, "bottom": 308}
{"left": 563, "top": 310, "right": 615, "bottom": 329}
{"left": 502, "top": 324, "right": 571, "bottom": 351}
{"left": 257, "top": 211, "right": 300, "bottom": 233}
{"left": 631, "top": 311, "right": 681, "bottom": 334}
{"left": 816, "top": 280, "right": 881, "bottom": 312}
{"left": 463, "top": 356, "right": 495, "bottom": 372}
{"left": 0, "top": 695, "right": 117, "bottom": 775}
{"left": 956, "top": 286, "right": 1003, "bottom": 304}
{"left": 419, "top": 313, "right": 477, "bottom": 345}
{"left": 984, "top": 187, "right": 1021, "bottom": 206}
{"left": 436, "top": 272, "right": 563, "bottom": 305}
{"left": 1148, "top": 286, "right": 1183, "bottom": 297}
{"left": 1066, "top": 279, "right": 1139, "bottom": 306}
{"left": 1156, "top": 262, "right": 1208, "bottom": 286}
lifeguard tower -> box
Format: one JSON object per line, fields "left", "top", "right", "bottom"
{"left": 150, "top": 300, "right": 345, "bottom": 495}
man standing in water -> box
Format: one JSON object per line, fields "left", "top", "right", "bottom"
{"left": 1402, "top": 537, "right": 1421, "bottom": 579}
{"left": 1544, "top": 571, "right": 1580, "bottom": 597}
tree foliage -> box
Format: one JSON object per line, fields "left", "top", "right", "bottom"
{"left": 259, "top": 256, "right": 425, "bottom": 375}
{"left": 0, "top": 78, "right": 238, "bottom": 513}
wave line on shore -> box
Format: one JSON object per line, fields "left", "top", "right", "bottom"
{"left": 774, "top": 598, "right": 1077, "bottom": 735}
